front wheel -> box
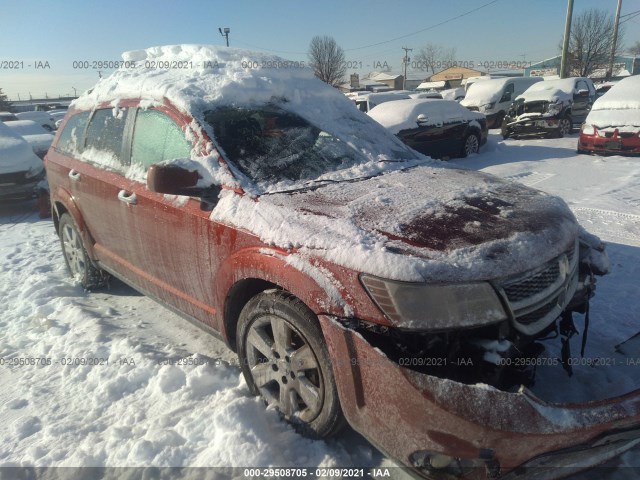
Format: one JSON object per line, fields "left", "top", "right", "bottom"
{"left": 461, "top": 132, "right": 480, "bottom": 157}
{"left": 237, "top": 290, "right": 345, "bottom": 438}
{"left": 58, "top": 213, "right": 106, "bottom": 289}
{"left": 558, "top": 115, "right": 572, "bottom": 136}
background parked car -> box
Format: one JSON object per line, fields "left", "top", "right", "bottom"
{"left": 0, "top": 111, "right": 19, "bottom": 122}
{"left": 461, "top": 76, "right": 543, "bottom": 128}
{"left": 3, "top": 119, "right": 55, "bottom": 159}
{"left": 578, "top": 75, "right": 640, "bottom": 156}
{"left": 354, "top": 91, "right": 411, "bottom": 112}
{"left": 595, "top": 81, "right": 617, "bottom": 99}
{"left": 502, "top": 77, "right": 595, "bottom": 139}
{"left": 409, "top": 90, "right": 443, "bottom": 100}
{"left": 368, "top": 98, "right": 487, "bottom": 158}
{"left": 15, "top": 111, "right": 57, "bottom": 131}
{"left": 0, "top": 122, "right": 46, "bottom": 200}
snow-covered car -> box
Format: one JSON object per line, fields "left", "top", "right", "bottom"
{"left": 595, "top": 81, "right": 617, "bottom": 99}
{"left": 3, "top": 119, "right": 55, "bottom": 158}
{"left": 368, "top": 98, "right": 487, "bottom": 158}
{"left": 45, "top": 45, "right": 639, "bottom": 479}
{"left": 460, "top": 77, "right": 542, "bottom": 128}
{"left": 0, "top": 121, "right": 46, "bottom": 200}
{"left": 15, "top": 110, "right": 57, "bottom": 131}
{"left": 440, "top": 86, "right": 466, "bottom": 102}
{"left": 502, "top": 77, "right": 596, "bottom": 139}
{"left": 578, "top": 75, "right": 640, "bottom": 156}
{"left": 409, "top": 90, "right": 443, "bottom": 100}
{"left": 0, "top": 111, "right": 19, "bottom": 122}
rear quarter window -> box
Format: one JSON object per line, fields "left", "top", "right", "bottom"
{"left": 55, "top": 111, "right": 90, "bottom": 155}
{"left": 83, "top": 108, "right": 128, "bottom": 168}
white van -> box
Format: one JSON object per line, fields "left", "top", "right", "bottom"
{"left": 461, "top": 77, "right": 543, "bottom": 128}
{"left": 354, "top": 91, "right": 411, "bottom": 113}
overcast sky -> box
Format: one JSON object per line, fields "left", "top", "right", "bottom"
{"left": 1, "top": 0, "right": 639, "bottom": 100}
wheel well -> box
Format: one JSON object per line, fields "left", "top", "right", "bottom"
{"left": 224, "top": 278, "right": 280, "bottom": 352}
{"left": 52, "top": 201, "right": 68, "bottom": 234}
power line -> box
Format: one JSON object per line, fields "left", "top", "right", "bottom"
{"left": 344, "top": 0, "right": 501, "bottom": 51}
{"left": 233, "top": 0, "right": 501, "bottom": 56}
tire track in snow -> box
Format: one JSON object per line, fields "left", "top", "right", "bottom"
{"left": 571, "top": 207, "right": 640, "bottom": 247}
{"left": 504, "top": 171, "right": 556, "bottom": 186}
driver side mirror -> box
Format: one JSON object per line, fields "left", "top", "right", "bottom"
{"left": 147, "top": 164, "right": 222, "bottom": 207}
{"left": 416, "top": 114, "right": 429, "bottom": 126}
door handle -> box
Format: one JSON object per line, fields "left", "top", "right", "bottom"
{"left": 68, "top": 170, "right": 81, "bottom": 181}
{"left": 118, "top": 190, "right": 137, "bottom": 205}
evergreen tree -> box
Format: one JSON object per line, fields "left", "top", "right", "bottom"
{"left": 0, "top": 88, "right": 13, "bottom": 112}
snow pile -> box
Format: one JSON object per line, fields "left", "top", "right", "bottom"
{"left": 585, "top": 75, "right": 640, "bottom": 129}
{"left": 0, "top": 218, "right": 374, "bottom": 470}
{"left": 72, "top": 44, "right": 426, "bottom": 195}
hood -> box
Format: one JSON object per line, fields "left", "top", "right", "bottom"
{"left": 212, "top": 165, "right": 578, "bottom": 283}
{"left": 517, "top": 87, "right": 571, "bottom": 105}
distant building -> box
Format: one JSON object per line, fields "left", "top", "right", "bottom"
{"left": 429, "top": 66, "right": 484, "bottom": 88}
{"left": 524, "top": 54, "right": 640, "bottom": 80}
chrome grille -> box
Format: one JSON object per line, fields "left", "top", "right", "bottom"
{"left": 495, "top": 241, "right": 579, "bottom": 335}
{"left": 503, "top": 262, "right": 560, "bottom": 303}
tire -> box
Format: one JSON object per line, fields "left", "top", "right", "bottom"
{"left": 501, "top": 120, "right": 510, "bottom": 140}
{"left": 460, "top": 132, "right": 480, "bottom": 157}
{"left": 558, "top": 115, "right": 572, "bottom": 136}
{"left": 237, "top": 290, "right": 345, "bottom": 438}
{"left": 58, "top": 213, "right": 106, "bottom": 289}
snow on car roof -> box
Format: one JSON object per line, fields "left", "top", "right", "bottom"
{"left": 368, "top": 98, "right": 483, "bottom": 134}
{"left": 3, "top": 119, "right": 50, "bottom": 136}
{"left": 591, "top": 75, "right": 640, "bottom": 111}
{"left": 72, "top": 44, "right": 427, "bottom": 194}
{"left": 516, "top": 78, "right": 588, "bottom": 103}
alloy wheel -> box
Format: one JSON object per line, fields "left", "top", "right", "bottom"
{"left": 61, "top": 222, "right": 88, "bottom": 281}
{"left": 465, "top": 134, "right": 479, "bottom": 156}
{"left": 245, "top": 315, "right": 324, "bottom": 423}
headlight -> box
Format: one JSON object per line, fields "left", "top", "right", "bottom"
{"left": 361, "top": 274, "right": 507, "bottom": 330}
{"left": 581, "top": 124, "right": 595, "bottom": 135}
{"left": 547, "top": 102, "right": 562, "bottom": 115}
{"left": 25, "top": 164, "right": 44, "bottom": 179}
{"left": 481, "top": 102, "right": 495, "bottom": 111}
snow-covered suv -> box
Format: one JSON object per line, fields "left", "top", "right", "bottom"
{"left": 45, "top": 45, "right": 639, "bottom": 478}
{"left": 502, "top": 77, "right": 595, "bottom": 139}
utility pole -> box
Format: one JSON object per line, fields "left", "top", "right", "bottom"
{"left": 402, "top": 46, "right": 412, "bottom": 90}
{"left": 606, "top": 0, "right": 623, "bottom": 81}
{"left": 560, "top": 0, "right": 574, "bottom": 78}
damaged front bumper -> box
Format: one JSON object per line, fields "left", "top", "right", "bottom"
{"left": 319, "top": 315, "right": 640, "bottom": 479}
{"left": 505, "top": 115, "right": 561, "bottom": 138}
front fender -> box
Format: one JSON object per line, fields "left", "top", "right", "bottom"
{"left": 214, "top": 247, "right": 352, "bottom": 338}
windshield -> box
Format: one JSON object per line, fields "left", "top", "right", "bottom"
{"left": 205, "top": 105, "right": 415, "bottom": 186}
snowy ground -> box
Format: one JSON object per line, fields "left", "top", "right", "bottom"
{"left": 0, "top": 131, "right": 638, "bottom": 479}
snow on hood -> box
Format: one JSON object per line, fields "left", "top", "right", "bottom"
{"left": 368, "top": 99, "right": 484, "bottom": 135}
{"left": 212, "top": 165, "right": 578, "bottom": 283}
{"left": 72, "top": 44, "right": 426, "bottom": 195}
{"left": 460, "top": 78, "right": 513, "bottom": 107}
{"left": 516, "top": 80, "right": 575, "bottom": 104}
{"left": 0, "top": 122, "right": 44, "bottom": 174}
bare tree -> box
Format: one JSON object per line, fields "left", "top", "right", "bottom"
{"left": 413, "top": 44, "right": 457, "bottom": 75}
{"left": 629, "top": 40, "right": 640, "bottom": 56}
{"left": 565, "top": 9, "right": 625, "bottom": 77}
{"left": 0, "top": 88, "right": 12, "bottom": 112}
{"left": 308, "top": 35, "right": 346, "bottom": 86}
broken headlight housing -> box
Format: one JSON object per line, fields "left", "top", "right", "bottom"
{"left": 547, "top": 101, "right": 563, "bottom": 115}
{"left": 360, "top": 275, "right": 507, "bottom": 330}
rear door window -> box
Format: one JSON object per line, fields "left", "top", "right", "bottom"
{"left": 84, "top": 108, "right": 129, "bottom": 169}
{"left": 131, "top": 109, "right": 192, "bottom": 171}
